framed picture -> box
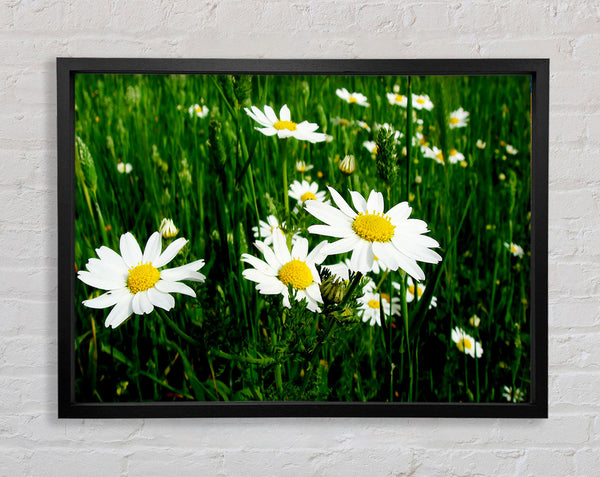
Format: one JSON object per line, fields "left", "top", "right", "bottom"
{"left": 58, "top": 58, "right": 548, "bottom": 418}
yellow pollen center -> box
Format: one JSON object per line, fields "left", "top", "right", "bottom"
{"left": 367, "top": 299, "right": 380, "bottom": 309}
{"left": 417, "top": 98, "right": 425, "bottom": 104}
{"left": 450, "top": 117, "right": 460, "bottom": 125}
{"left": 273, "top": 120, "right": 297, "bottom": 131}
{"left": 127, "top": 263, "right": 160, "bottom": 294}
{"left": 457, "top": 338, "right": 472, "bottom": 352}
{"left": 352, "top": 212, "right": 396, "bottom": 242}
{"left": 278, "top": 259, "right": 313, "bottom": 290}
{"left": 348, "top": 97, "right": 357, "bottom": 103}
{"left": 195, "top": 107, "right": 203, "bottom": 113}
{"left": 408, "top": 285, "right": 424, "bottom": 297}
{"left": 436, "top": 151, "right": 444, "bottom": 162}
{"left": 372, "top": 145, "right": 378, "bottom": 154}
{"left": 449, "top": 149, "right": 457, "bottom": 156}
{"left": 301, "top": 191, "right": 317, "bottom": 202}
{"left": 395, "top": 94, "right": 404, "bottom": 102}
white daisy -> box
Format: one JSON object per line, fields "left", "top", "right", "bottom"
{"left": 363, "top": 141, "right": 378, "bottom": 155}
{"left": 188, "top": 104, "right": 209, "bottom": 118}
{"left": 448, "top": 148, "right": 465, "bottom": 164}
{"left": 117, "top": 162, "right": 132, "bottom": 174}
{"left": 241, "top": 232, "right": 327, "bottom": 312}
{"left": 412, "top": 94, "right": 434, "bottom": 111}
{"left": 158, "top": 218, "right": 178, "bottom": 239}
{"left": 387, "top": 93, "right": 407, "bottom": 107}
{"left": 336, "top": 88, "right": 369, "bottom": 107}
{"left": 504, "top": 242, "right": 524, "bottom": 258}
{"left": 295, "top": 160, "right": 314, "bottom": 173}
{"left": 244, "top": 104, "right": 327, "bottom": 143}
{"left": 78, "top": 231, "right": 206, "bottom": 329}
{"left": 304, "top": 187, "right": 442, "bottom": 280}
{"left": 476, "top": 139, "right": 487, "bottom": 149}
{"left": 392, "top": 276, "right": 437, "bottom": 309}
{"left": 358, "top": 279, "right": 400, "bottom": 327}
{"left": 252, "top": 215, "right": 286, "bottom": 246}
{"left": 451, "top": 327, "right": 483, "bottom": 358}
{"left": 449, "top": 107, "right": 469, "bottom": 128}
{"left": 422, "top": 145, "right": 445, "bottom": 165}
{"left": 502, "top": 385, "right": 526, "bottom": 403}
{"left": 356, "top": 120, "right": 371, "bottom": 132}
{"left": 288, "top": 180, "right": 328, "bottom": 208}
{"left": 506, "top": 144, "right": 518, "bottom": 155}
{"left": 469, "top": 314, "right": 481, "bottom": 327}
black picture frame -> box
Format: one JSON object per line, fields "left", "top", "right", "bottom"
{"left": 57, "top": 58, "right": 548, "bottom": 418}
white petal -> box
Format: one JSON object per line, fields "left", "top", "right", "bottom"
{"left": 279, "top": 104, "right": 291, "bottom": 121}
{"left": 327, "top": 186, "right": 357, "bottom": 218}
{"left": 263, "top": 105, "right": 278, "bottom": 124}
{"left": 272, "top": 229, "right": 291, "bottom": 264}
{"left": 256, "top": 126, "right": 278, "bottom": 136}
{"left": 95, "top": 246, "right": 128, "bottom": 273}
{"left": 153, "top": 237, "right": 188, "bottom": 268}
{"left": 291, "top": 237, "right": 309, "bottom": 260}
{"left": 82, "top": 288, "right": 131, "bottom": 309}
{"left": 366, "top": 190, "right": 384, "bottom": 213}
{"left": 84, "top": 258, "right": 128, "bottom": 281}
{"left": 308, "top": 224, "right": 351, "bottom": 238}
{"left": 386, "top": 202, "right": 412, "bottom": 223}
{"left": 305, "top": 283, "right": 323, "bottom": 304}
{"left": 78, "top": 270, "right": 126, "bottom": 291}
{"left": 142, "top": 232, "right": 162, "bottom": 264}
{"left": 323, "top": 236, "right": 360, "bottom": 256}
{"left": 349, "top": 190, "right": 367, "bottom": 213}
{"left": 306, "top": 240, "right": 329, "bottom": 264}
{"left": 351, "top": 240, "right": 374, "bottom": 273}
{"left": 241, "top": 253, "right": 276, "bottom": 275}
{"left": 120, "top": 232, "right": 143, "bottom": 268}
{"left": 255, "top": 241, "right": 282, "bottom": 271}
{"left": 105, "top": 295, "right": 134, "bottom": 328}
{"left": 147, "top": 287, "right": 175, "bottom": 311}
{"left": 138, "top": 290, "right": 154, "bottom": 314}
{"left": 154, "top": 280, "right": 196, "bottom": 297}
{"left": 305, "top": 201, "right": 353, "bottom": 229}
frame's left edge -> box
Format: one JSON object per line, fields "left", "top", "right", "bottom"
{"left": 57, "top": 58, "right": 76, "bottom": 417}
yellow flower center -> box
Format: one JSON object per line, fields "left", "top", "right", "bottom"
{"left": 352, "top": 212, "right": 395, "bottom": 242}
{"left": 436, "top": 151, "right": 444, "bottom": 162}
{"left": 449, "top": 149, "right": 457, "bottom": 156}
{"left": 450, "top": 117, "right": 460, "bottom": 125}
{"left": 339, "top": 119, "right": 350, "bottom": 126}
{"left": 417, "top": 98, "right": 425, "bottom": 104}
{"left": 278, "top": 259, "right": 313, "bottom": 290}
{"left": 511, "top": 245, "right": 518, "bottom": 254}
{"left": 408, "top": 285, "right": 423, "bottom": 297}
{"left": 457, "top": 338, "right": 472, "bottom": 353}
{"left": 127, "top": 263, "right": 160, "bottom": 294}
{"left": 301, "top": 191, "right": 317, "bottom": 202}
{"left": 195, "top": 107, "right": 203, "bottom": 113}
{"left": 395, "top": 94, "right": 404, "bottom": 102}
{"left": 348, "top": 97, "right": 357, "bottom": 103}
{"left": 372, "top": 145, "right": 378, "bottom": 154}
{"left": 273, "top": 120, "right": 297, "bottom": 131}
{"left": 367, "top": 299, "right": 380, "bottom": 309}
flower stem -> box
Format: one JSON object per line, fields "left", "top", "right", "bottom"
{"left": 281, "top": 138, "right": 290, "bottom": 219}
{"left": 406, "top": 76, "right": 412, "bottom": 203}
{"left": 400, "top": 272, "right": 413, "bottom": 401}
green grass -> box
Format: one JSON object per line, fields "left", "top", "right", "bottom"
{"left": 74, "top": 72, "right": 531, "bottom": 403}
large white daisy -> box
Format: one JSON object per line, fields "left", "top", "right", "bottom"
{"left": 335, "top": 88, "right": 370, "bottom": 107}
{"left": 449, "top": 107, "right": 469, "bottom": 128}
{"left": 304, "top": 187, "right": 442, "bottom": 280}
{"left": 241, "top": 232, "right": 328, "bottom": 312}
{"left": 358, "top": 279, "right": 400, "bottom": 327}
{"left": 451, "top": 327, "right": 483, "bottom": 358}
{"left": 288, "top": 180, "right": 328, "bottom": 207}
{"left": 244, "top": 104, "right": 327, "bottom": 143}
{"left": 78, "top": 231, "right": 205, "bottom": 329}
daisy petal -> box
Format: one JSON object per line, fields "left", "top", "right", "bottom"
{"left": 105, "top": 295, "right": 134, "bottom": 328}
{"left": 291, "top": 237, "right": 309, "bottom": 259}
{"left": 83, "top": 288, "right": 131, "bottom": 309}
{"left": 349, "top": 190, "right": 367, "bottom": 213}
{"left": 327, "top": 186, "right": 357, "bottom": 218}
{"left": 78, "top": 271, "right": 126, "bottom": 291}
{"left": 279, "top": 104, "right": 291, "bottom": 121}
{"left": 120, "top": 232, "right": 143, "bottom": 268}
{"left": 154, "top": 280, "right": 196, "bottom": 297}
{"left": 153, "top": 237, "right": 188, "bottom": 268}
{"left": 142, "top": 232, "right": 162, "bottom": 264}
{"left": 366, "top": 190, "right": 384, "bottom": 213}
{"left": 147, "top": 287, "right": 175, "bottom": 311}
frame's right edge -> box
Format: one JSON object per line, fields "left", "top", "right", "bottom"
{"left": 530, "top": 59, "right": 549, "bottom": 418}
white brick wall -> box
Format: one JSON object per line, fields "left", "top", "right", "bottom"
{"left": 0, "top": 0, "right": 598, "bottom": 475}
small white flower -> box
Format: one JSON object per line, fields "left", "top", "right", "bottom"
{"left": 449, "top": 107, "right": 469, "bottom": 128}
{"left": 244, "top": 104, "right": 327, "bottom": 143}
{"left": 476, "top": 139, "right": 487, "bottom": 149}
{"left": 356, "top": 120, "right": 371, "bottom": 132}
{"left": 504, "top": 242, "right": 524, "bottom": 258}
{"left": 392, "top": 276, "right": 437, "bottom": 309}
{"left": 295, "top": 160, "right": 314, "bottom": 173}
{"left": 252, "top": 215, "right": 286, "bottom": 246}
{"left": 288, "top": 180, "right": 328, "bottom": 207}
{"left": 336, "top": 88, "right": 369, "bottom": 107}
{"left": 448, "top": 148, "right": 465, "bottom": 164}
{"left": 189, "top": 104, "right": 209, "bottom": 118}
{"left": 117, "top": 162, "right": 133, "bottom": 174}
{"left": 506, "top": 144, "right": 518, "bottom": 155}
{"left": 502, "top": 385, "right": 526, "bottom": 403}
{"left": 451, "top": 327, "right": 483, "bottom": 358}
{"left": 304, "top": 187, "right": 442, "bottom": 280}
{"left": 358, "top": 279, "right": 400, "bottom": 327}
{"left": 241, "top": 233, "right": 328, "bottom": 312}
{"left": 412, "top": 94, "right": 434, "bottom": 111}
{"left": 469, "top": 314, "right": 481, "bottom": 327}
{"left": 159, "top": 218, "right": 179, "bottom": 239}
{"left": 387, "top": 93, "right": 407, "bottom": 107}
{"left": 78, "top": 231, "right": 205, "bottom": 329}
{"left": 363, "top": 141, "right": 378, "bottom": 155}
{"left": 422, "top": 145, "right": 445, "bottom": 165}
